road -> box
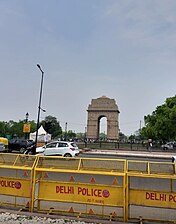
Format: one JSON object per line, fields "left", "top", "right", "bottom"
{"left": 5, "top": 147, "right": 176, "bottom": 162}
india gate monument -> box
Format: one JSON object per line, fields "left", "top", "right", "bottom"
{"left": 86, "top": 96, "right": 120, "bottom": 141}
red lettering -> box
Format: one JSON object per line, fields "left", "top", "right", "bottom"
{"left": 94, "top": 189, "right": 98, "bottom": 196}
{"left": 60, "top": 186, "right": 64, "bottom": 193}
{"left": 67, "top": 186, "right": 74, "bottom": 194}
{"left": 98, "top": 189, "right": 102, "bottom": 197}
{"left": 150, "top": 193, "right": 155, "bottom": 200}
{"left": 0, "top": 180, "right": 18, "bottom": 189}
{"left": 154, "top": 193, "right": 159, "bottom": 201}
{"left": 173, "top": 195, "right": 176, "bottom": 202}
{"left": 146, "top": 192, "right": 150, "bottom": 199}
{"left": 160, "top": 194, "right": 166, "bottom": 201}
{"left": 56, "top": 186, "right": 74, "bottom": 194}
{"left": 146, "top": 192, "right": 167, "bottom": 201}
{"left": 78, "top": 187, "right": 82, "bottom": 194}
{"left": 82, "top": 188, "right": 86, "bottom": 195}
{"left": 77, "top": 187, "right": 102, "bottom": 197}
{"left": 169, "top": 194, "right": 176, "bottom": 202}
{"left": 87, "top": 188, "right": 91, "bottom": 196}
{"left": 169, "top": 195, "right": 173, "bottom": 201}
{"left": 56, "top": 186, "right": 59, "bottom": 193}
{"left": 11, "top": 181, "right": 15, "bottom": 188}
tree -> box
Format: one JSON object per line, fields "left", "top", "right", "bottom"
{"left": 65, "top": 130, "right": 76, "bottom": 140}
{"left": 119, "top": 132, "right": 127, "bottom": 142}
{"left": 40, "top": 115, "right": 62, "bottom": 139}
{"left": 0, "top": 121, "right": 11, "bottom": 137}
{"left": 0, "top": 120, "right": 36, "bottom": 138}
{"left": 76, "top": 132, "right": 85, "bottom": 140}
{"left": 141, "top": 95, "right": 176, "bottom": 142}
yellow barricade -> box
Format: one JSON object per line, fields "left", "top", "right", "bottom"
{"left": 127, "top": 160, "right": 176, "bottom": 223}
{"left": 0, "top": 153, "right": 37, "bottom": 211}
{"left": 0, "top": 153, "right": 176, "bottom": 223}
{"left": 33, "top": 156, "right": 127, "bottom": 222}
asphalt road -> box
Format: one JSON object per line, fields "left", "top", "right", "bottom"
{"left": 3, "top": 147, "right": 176, "bottom": 162}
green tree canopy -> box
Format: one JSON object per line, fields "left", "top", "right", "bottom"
{"left": 64, "top": 130, "right": 76, "bottom": 140}
{"left": 40, "top": 115, "right": 62, "bottom": 139}
{"left": 0, "top": 120, "right": 36, "bottom": 139}
{"left": 141, "top": 95, "right": 176, "bottom": 142}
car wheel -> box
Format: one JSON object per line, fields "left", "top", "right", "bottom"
{"left": 64, "top": 153, "right": 72, "bottom": 157}
{"left": 20, "top": 147, "right": 26, "bottom": 154}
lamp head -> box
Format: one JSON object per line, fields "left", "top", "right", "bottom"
{"left": 26, "top": 112, "right": 29, "bottom": 119}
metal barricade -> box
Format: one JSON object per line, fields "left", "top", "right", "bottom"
{"left": 1, "top": 153, "right": 176, "bottom": 223}
{"left": 0, "top": 153, "right": 37, "bottom": 211}
{"left": 33, "top": 156, "right": 127, "bottom": 222}
{"left": 127, "top": 160, "right": 176, "bottom": 223}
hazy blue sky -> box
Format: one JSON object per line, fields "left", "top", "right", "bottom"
{"left": 0, "top": 0, "right": 176, "bottom": 135}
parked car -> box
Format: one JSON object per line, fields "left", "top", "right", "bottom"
{"left": 0, "top": 143, "right": 6, "bottom": 152}
{"left": 161, "top": 142, "right": 176, "bottom": 150}
{"left": 172, "top": 156, "right": 176, "bottom": 162}
{"left": 36, "top": 141, "right": 80, "bottom": 157}
{"left": 0, "top": 137, "right": 8, "bottom": 149}
{"left": 8, "top": 139, "right": 35, "bottom": 153}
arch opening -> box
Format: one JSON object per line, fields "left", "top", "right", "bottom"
{"left": 98, "top": 116, "right": 107, "bottom": 141}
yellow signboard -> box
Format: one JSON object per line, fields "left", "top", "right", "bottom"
{"left": 23, "top": 124, "right": 31, "bottom": 133}
{"left": 38, "top": 181, "right": 124, "bottom": 206}
{"left": 0, "top": 177, "right": 31, "bottom": 197}
{"left": 130, "top": 189, "right": 176, "bottom": 208}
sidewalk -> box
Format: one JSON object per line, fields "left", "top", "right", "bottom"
{"left": 81, "top": 148, "right": 176, "bottom": 160}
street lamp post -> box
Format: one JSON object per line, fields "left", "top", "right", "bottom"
{"left": 64, "top": 122, "right": 67, "bottom": 141}
{"left": 25, "top": 112, "right": 29, "bottom": 139}
{"left": 26, "top": 112, "right": 29, "bottom": 123}
{"left": 34, "top": 64, "right": 44, "bottom": 154}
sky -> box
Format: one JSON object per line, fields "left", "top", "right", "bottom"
{"left": 0, "top": 0, "right": 176, "bottom": 136}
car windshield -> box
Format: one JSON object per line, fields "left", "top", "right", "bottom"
{"left": 71, "top": 143, "right": 77, "bottom": 147}
{"left": 46, "top": 142, "right": 57, "bottom": 148}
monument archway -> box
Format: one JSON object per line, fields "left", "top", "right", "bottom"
{"left": 86, "top": 96, "right": 120, "bottom": 141}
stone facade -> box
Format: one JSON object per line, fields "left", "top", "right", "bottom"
{"left": 86, "top": 96, "right": 120, "bottom": 141}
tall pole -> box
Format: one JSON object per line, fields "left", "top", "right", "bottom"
{"left": 25, "top": 112, "right": 29, "bottom": 140}
{"left": 34, "top": 64, "right": 44, "bottom": 154}
{"left": 139, "top": 120, "right": 142, "bottom": 142}
{"left": 65, "top": 122, "right": 67, "bottom": 141}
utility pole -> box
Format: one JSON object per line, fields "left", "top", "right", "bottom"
{"left": 65, "top": 122, "right": 67, "bottom": 141}
{"left": 35, "top": 64, "right": 45, "bottom": 154}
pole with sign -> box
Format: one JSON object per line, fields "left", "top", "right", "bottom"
{"left": 23, "top": 112, "right": 31, "bottom": 139}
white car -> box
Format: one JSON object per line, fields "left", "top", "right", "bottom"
{"left": 161, "top": 142, "right": 176, "bottom": 150}
{"left": 36, "top": 141, "right": 79, "bottom": 157}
